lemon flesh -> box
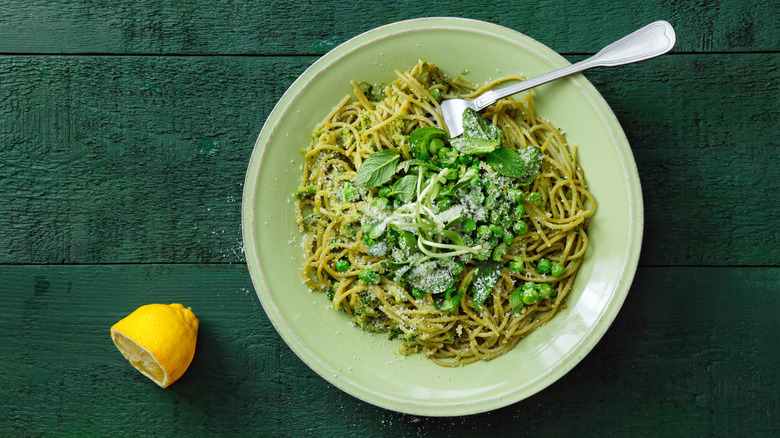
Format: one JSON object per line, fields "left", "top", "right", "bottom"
{"left": 111, "top": 330, "right": 168, "bottom": 387}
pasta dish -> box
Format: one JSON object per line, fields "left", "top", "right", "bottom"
{"left": 294, "top": 61, "right": 594, "bottom": 366}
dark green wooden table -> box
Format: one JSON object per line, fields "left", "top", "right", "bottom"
{"left": 2, "top": 1, "right": 778, "bottom": 436}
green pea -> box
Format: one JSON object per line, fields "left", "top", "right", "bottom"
{"left": 358, "top": 269, "right": 379, "bottom": 284}
{"left": 506, "top": 188, "right": 524, "bottom": 204}
{"left": 458, "top": 154, "right": 473, "bottom": 164}
{"left": 513, "top": 220, "right": 528, "bottom": 235}
{"left": 522, "top": 283, "right": 540, "bottom": 305}
{"left": 378, "top": 186, "right": 391, "bottom": 198}
{"left": 477, "top": 225, "right": 492, "bottom": 240}
{"left": 503, "top": 231, "right": 515, "bottom": 245}
{"left": 492, "top": 243, "right": 509, "bottom": 262}
{"left": 443, "top": 167, "right": 458, "bottom": 180}
{"left": 501, "top": 215, "right": 513, "bottom": 228}
{"left": 526, "top": 192, "right": 543, "bottom": 207}
{"left": 489, "top": 225, "right": 504, "bottom": 238}
{"left": 551, "top": 262, "right": 565, "bottom": 277}
{"left": 537, "top": 283, "right": 554, "bottom": 299}
{"left": 514, "top": 203, "right": 526, "bottom": 217}
{"left": 438, "top": 147, "right": 459, "bottom": 167}
{"left": 509, "top": 258, "right": 524, "bottom": 273}
{"left": 490, "top": 210, "right": 502, "bottom": 224}
{"left": 428, "top": 137, "right": 445, "bottom": 156}
{"left": 429, "top": 89, "right": 441, "bottom": 103}
{"left": 334, "top": 259, "right": 350, "bottom": 272}
{"left": 537, "top": 258, "right": 552, "bottom": 274}
{"left": 484, "top": 236, "right": 499, "bottom": 250}
{"left": 484, "top": 196, "right": 499, "bottom": 210}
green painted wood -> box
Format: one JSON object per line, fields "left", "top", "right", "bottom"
{"left": 1, "top": 54, "right": 778, "bottom": 265}
{"left": 0, "top": 0, "right": 776, "bottom": 55}
{"left": 582, "top": 54, "right": 780, "bottom": 266}
{"left": 0, "top": 55, "right": 313, "bottom": 265}
{"left": 1, "top": 265, "right": 777, "bottom": 435}
{"left": 1, "top": 1, "right": 777, "bottom": 436}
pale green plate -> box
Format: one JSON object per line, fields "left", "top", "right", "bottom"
{"left": 242, "top": 18, "right": 643, "bottom": 416}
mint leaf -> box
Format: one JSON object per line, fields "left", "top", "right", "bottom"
{"left": 450, "top": 108, "right": 502, "bottom": 155}
{"left": 399, "top": 159, "right": 442, "bottom": 173}
{"left": 509, "top": 288, "right": 524, "bottom": 312}
{"left": 409, "top": 127, "right": 446, "bottom": 161}
{"left": 441, "top": 229, "right": 465, "bottom": 247}
{"left": 486, "top": 147, "right": 527, "bottom": 178}
{"left": 356, "top": 149, "right": 400, "bottom": 188}
{"left": 471, "top": 260, "right": 503, "bottom": 309}
{"left": 516, "top": 146, "right": 543, "bottom": 185}
{"left": 388, "top": 174, "right": 417, "bottom": 203}
{"left": 462, "top": 108, "right": 501, "bottom": 143}
{"left": 450, "top": 137, "right": 499, "bottom": 155}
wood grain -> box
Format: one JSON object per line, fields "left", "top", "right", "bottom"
{"left": 1, "top": 1, "right": 777, "bottom": 436}
{"left": 1, "top": 54, "right": 777, "bottom": 265}
{"left": 0, "top": 0, "right": 776, "bottom": 55}
{"left": 0, "top": 265, "right": 777, "bottom": 435}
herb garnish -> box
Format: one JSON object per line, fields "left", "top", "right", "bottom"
{"left": 450, "top": 108, "right": 502, "bottom": 154}
{"left": 338, "top": 103, "right": 545, "bottom": 313}
{"left": 356, "top": 149, "right": 400, "bottom": 188}
{"left": 470, "top": 261, "right": 503, "bottom": 309}
{"left": 485, "top": 147, "right": 527, "bottom": 178}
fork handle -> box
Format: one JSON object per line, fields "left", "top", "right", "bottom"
{"left": 474, "top": 20, "right": 676, "bottom": 109}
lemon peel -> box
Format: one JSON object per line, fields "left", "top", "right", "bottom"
{"left": 110, "top": 303, "right": 199, "bottom": 388}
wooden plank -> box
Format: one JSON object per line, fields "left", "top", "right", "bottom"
{"left": 0, "top": 54, "right": 778, "bottom": 265}
{"left": 0, "top": 55, "right": 313, "bottom": 264}
{"left": 1, "top": 265, "right": 777, "bottom": 435}
{"left": 0, "top": 0, "right": 777, "bottom": 55}
{"left": 582, "top": 54, "right": 780, "bottom": 266}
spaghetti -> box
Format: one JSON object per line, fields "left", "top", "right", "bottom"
{"left": 295, "top": 61, "right": 594, "bottom": 366}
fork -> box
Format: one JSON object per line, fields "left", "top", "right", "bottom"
{"left": 440, "top": 20, "right": 676, "bottom": 137}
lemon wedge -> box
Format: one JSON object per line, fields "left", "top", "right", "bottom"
{"left": 110, "top": 303, "right": 199, "bottom": 388}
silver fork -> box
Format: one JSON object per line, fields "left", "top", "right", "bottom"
{"left": 440, "top": 20, "right": 676, "bottom": 137}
